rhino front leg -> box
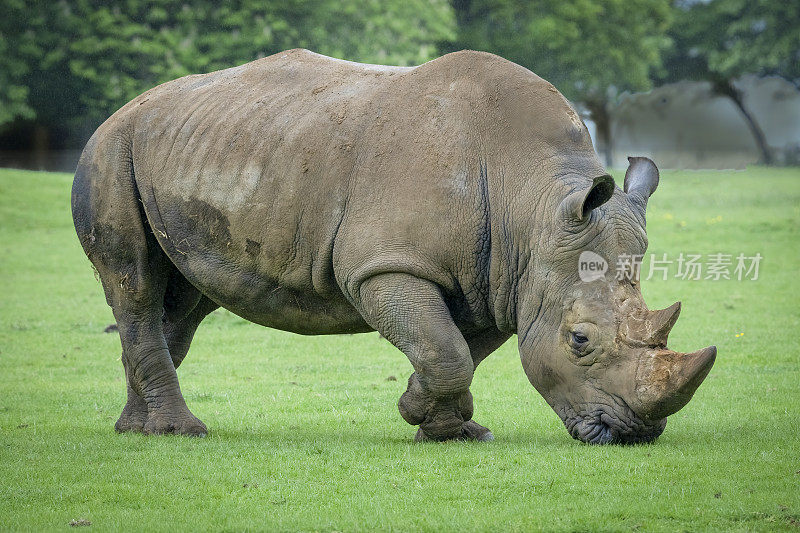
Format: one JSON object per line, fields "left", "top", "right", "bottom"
{"left": 357, "top": 273, "right": 485, "bottom": 441}
{"left": 413, "top": 328, "right": 511, "bottom": 442}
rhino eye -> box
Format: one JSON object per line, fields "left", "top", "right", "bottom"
{"left": 570, "top": 331, "right": 589, "bottom": 350}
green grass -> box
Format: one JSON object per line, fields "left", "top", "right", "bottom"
{"left": 0, "top": 166, "right": 799, "bottom": 532}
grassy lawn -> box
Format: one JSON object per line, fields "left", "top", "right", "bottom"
{"left": 0, "top": 166, "right": 798, "bottom": 532}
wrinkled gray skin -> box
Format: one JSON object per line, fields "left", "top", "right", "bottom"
{"left": 72, "top": 49, "right": 715, "bottom": 443}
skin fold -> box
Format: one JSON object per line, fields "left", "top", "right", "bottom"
{"left": 72, "top": 49, "right": 715, "bottom": 442}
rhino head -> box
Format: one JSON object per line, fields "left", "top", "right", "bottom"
{"left": 518, "top": 157, "right": 716, "bottom": 444}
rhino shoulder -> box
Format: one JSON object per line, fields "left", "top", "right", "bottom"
{"left": 417, "top": 50, "right": 549, "bottom": 91}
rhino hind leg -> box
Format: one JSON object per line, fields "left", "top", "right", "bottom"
{"left": 106, "top": 253, "right": 207, "bottom": 436}
{"left": 357, "top": 273, "right": 492, "bottom": 441}
{"left": 115, "top": 377, "right": 149, "bottom": 433}
{"left": 163, "top": 295, "right": 220, "bottom": 369}
{"left": 113, "top": 295, "right": 218, "bottom": 434}
{"left": 111, "top": 261, "right": 209, "bottom": 436}
{"left": 114, "top": 294, "right": 207, "bottom": 437}
{"left": 73, "top": 142, "right": 206, "bottom": 436}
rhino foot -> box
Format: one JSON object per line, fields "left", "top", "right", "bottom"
{"left": 143, "top": 407, "right": 207, "bottom": 437}
{"left": 415, "top": 420, "right": 494, "bottom": 443}
{"left": 114, "top": 407, "right": 148, "bottom": 433}
{"left": 114, "top": 390, "right": 148, "bottom": 433}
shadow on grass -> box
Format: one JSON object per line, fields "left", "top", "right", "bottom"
{"left": 71, "top": 396, "right": 747, "bottom": 452}
{"left": 95, "top": 423, "right": 726, "bottom": 452}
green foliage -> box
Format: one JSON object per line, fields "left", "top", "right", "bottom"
{"left": 446, "top": 0, "right": 672, "bottom": 103}
{"left": 0, "top": 0, "right": 454, "bottom": 135}
{"left": 303, "top": 0, "right": 455, "bottom": 67}
{"left": 1, "top": 167, "right": 800, "bottom": 530}
{"left": 663, "top": 0, "right": 800, "bottom": 85}
{"left": 0, "top": 0, "right": 37, "bottom": 125}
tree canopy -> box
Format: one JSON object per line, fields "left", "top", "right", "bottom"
{"left": 663, "top": 0, "right": 799, "bottom": 86}
{"left": 446, "top": 0, "right": 672, "bottom": 103}
{"left": 661, "top": 0, "right": 800, "bottom": 163}
{"left": 2, "top": 0, "right": 797, "bottom": 164}
{"left": 0, "top": 0, "right": 454, "bottom": 144}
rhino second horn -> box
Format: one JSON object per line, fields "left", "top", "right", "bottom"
{"left": 647, "top": 301, "right": 681, "bottom": 346}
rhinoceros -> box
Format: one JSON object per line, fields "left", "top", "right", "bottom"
{"left": 72, "top": 49, "right": 715, "bottom": 444}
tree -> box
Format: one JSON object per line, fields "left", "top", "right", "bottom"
{"left": 0, "top": 1, "right": 36, "bottom": 127}
{"left": 444, "top": 0, "right": 672, "bottom": 166}
{"left": 303, "top": 0, "right": 455, "bottom": 66}
{"left": 661, "top": 0, "right": 800, "bottom": 165}
{"left": 0, "top": 0, "right": 455, "bottom": 149}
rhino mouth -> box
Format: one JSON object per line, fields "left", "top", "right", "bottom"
{"left": 560, "top": 398, "right": 667, "bottom": 445}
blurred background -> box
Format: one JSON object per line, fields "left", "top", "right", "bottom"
{"left": 1, "top": 0, "right": 798, "bottom": 171}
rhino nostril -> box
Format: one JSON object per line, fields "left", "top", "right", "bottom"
{"left": 584, "top": 422, "right": 604, "bottom": 441}
{"left": 570, "top": 417, "right": 616, "bottom": 445}
{"left": 595, "top": 425, "right": 614, "bottom": 445}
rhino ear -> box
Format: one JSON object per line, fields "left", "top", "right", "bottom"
{"left": 624, "top": 156, "right": 659, "bottom": 209}
{"left": 562, "top": 174, "right": 615, "bottom": 222}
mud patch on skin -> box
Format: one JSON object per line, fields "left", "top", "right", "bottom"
{"left": 153, "top": 194, "right": 237, "bottom": 263}
{"left": 178, "top": 198, "right": 233, "bottom": 244}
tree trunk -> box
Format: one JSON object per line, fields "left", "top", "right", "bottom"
{"left": 586, "top": 100, "right": 613, "bottom": 167}
{"left": 32, "top": 124, "right": 49, "bottom": 171}
{"left": 712, "top": 78, "right": 773, "bottom": 165}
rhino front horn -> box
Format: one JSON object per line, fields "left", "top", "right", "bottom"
{"left": 636, "top": 345, "right": 717, "bottom": 421}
